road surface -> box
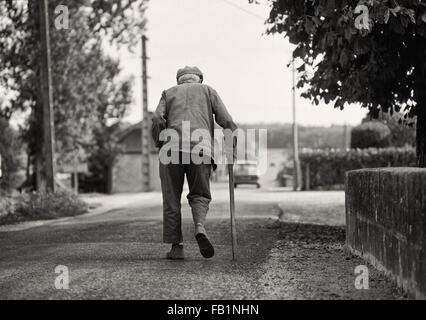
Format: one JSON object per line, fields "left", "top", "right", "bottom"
{"left": 0, "top": 185, "right": 404, "bottom": 299}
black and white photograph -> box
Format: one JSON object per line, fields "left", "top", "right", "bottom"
{"left": 0, "top": 0, "right": 425, "bottom": 311}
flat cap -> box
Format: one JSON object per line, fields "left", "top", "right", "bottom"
{"left": 176, "top": 66, "right": 204, "bottom": 82}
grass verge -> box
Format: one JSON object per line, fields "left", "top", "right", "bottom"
{"left": 0, "top": 190, "right": 88, "bottom": 225}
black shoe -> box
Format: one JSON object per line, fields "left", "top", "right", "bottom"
{"left": 166, "top": 244, "right": 184, "bottom": 260}
{"left": 195, "top": 233, "right": 214, "bottom": 259}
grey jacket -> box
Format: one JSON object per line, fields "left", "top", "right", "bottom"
{"left": 152, "top": 82, "right": 237, "bottom": 159}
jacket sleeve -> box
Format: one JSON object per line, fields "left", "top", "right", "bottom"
{"left": 151, "top": 91, "right": 167, "bottom": 148}
{"left": 209, "top": 88, "right": 238, "bottom": 131}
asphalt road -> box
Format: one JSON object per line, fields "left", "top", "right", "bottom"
{"left": 0, "top": 186, "right": 404, "bottom": 299}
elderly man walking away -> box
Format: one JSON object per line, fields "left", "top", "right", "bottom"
{"left": 152, "top": 66, "right": 237, "bottom": 260}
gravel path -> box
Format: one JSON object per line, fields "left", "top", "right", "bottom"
{"left": 259, "top": 222, "right": 405, "bottom": 299}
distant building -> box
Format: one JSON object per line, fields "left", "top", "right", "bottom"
{"left": 111, "top": 118, "right": 161, "bottom": 193}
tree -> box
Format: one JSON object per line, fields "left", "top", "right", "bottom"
{"left": 239, "top": 122, "right": 352, "bottom": 149}
{"left": 265, "top": 0, "right": 426, "bottom": 166}
{"left": 0, "top": 118, "right": 22, "bottom": 192}
{"left": 0, "top": 0, "right": 147, "bottom": 190}
{"left": 84, "top": 60, "right": 134, "bottom": 194}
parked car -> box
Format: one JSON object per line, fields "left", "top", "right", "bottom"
{"left": 233, "top": 160, "right": 260, "bottom": 188}
{"left": 276, "top": 164, "right": 294, "bottom": 187}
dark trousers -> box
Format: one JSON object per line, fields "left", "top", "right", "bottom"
{"left": 159, "top": 155, "right": 212, "bottom": 243}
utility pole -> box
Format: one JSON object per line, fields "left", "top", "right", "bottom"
{"left": 38, "top": 0, "right": 56, "bottom": 192}
{"left": 141, "top": 35, "right": 150, "bottom": 192}
{"left": 343, "top": 122, "right": 350, "bottom": 149}
{"left": 292, "top": 58, "right": 301, "bottom": 191}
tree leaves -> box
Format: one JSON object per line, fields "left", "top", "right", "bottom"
{"left": 266, "top": 0, "right": 426, "bottom": 120}
{"left": 384, "top": 8, "right": 390, "bottom": 24}
{"left": 0, "top": 0, "right": 145, "bottom": 179}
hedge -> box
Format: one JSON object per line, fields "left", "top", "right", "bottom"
{"left": 351, "top": 121, "right": 391, "bottom": 149}
{"left": 300, "top": 147, "right": 416, "bottom": 190}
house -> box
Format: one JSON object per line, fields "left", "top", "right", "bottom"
{"left": 111, "top": 118, "right": 161, "bottom": 193}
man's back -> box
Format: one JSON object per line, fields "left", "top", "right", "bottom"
{"left": 153, "top": 81, "right": 237, "bottom": 154}
{"left": 164, "top": 83, "right": 214, "bottom": 134}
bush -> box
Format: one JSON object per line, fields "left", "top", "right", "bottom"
{"left": 0, "top": 190, "right": 88, "bottom": 225}
{"left": 351, "top": 121, "right": 391, "bottom": 149}
{"left": 0, "top": 197, "right": 15, "bottom": 217}
{"left": 300, "top": 147, "right": 416, "bottom": 190}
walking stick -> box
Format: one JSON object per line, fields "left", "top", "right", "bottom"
{"left": 228, "top": 163, "right": 237, "bottom": 260}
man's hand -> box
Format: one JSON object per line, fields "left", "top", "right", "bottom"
{"left": 151, "top": 116, "right": 167, "bottom": 149}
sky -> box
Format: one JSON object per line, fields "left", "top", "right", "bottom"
{"left": 114, "top": 0, "right": 367, "bottom": 126}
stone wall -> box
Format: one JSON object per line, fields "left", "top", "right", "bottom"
{"left": 346, "top": 168, "right": 426, "bottom": 299}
